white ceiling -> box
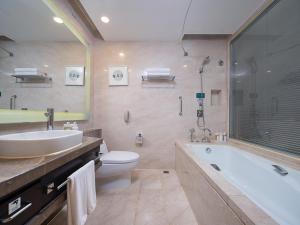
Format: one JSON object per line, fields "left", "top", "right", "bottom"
{"left": 80, "top": 0, "right": 267, "bottom": 41}
{"left": 0, "top": 0, "right": 78, "bottom": 42}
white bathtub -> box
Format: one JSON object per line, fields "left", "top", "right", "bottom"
{"left": 186, "top": 144, "right": 300, "bottom": 225}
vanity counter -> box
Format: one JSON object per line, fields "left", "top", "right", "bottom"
{"left": 0, "top": 136, "right": 102, "bottom": 199}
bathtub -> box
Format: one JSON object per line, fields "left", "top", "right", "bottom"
{"left": 175, "top": 142, "right": 300, "bottom": 225}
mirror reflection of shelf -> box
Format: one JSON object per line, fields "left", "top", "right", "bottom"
{"left": 11, "top": 73, "right": 52, "bottom": 83}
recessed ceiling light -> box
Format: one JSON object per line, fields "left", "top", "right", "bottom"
{"left": 119, "top": 52, "right": 125, "bottom": 57}
{"left": 53, "top": 17, "right": 63, "bottom": 24}
{"left": 101, "top": 16, "right": 110, "bottom": 23}
{"left": 183, "top": 64, "right": 188, "bottom": 68}
{"left": 266, "top": 70, "right": 272, "bottom": 73}
{"left": 43, "top": 64, "right": 49, "bottom": 68}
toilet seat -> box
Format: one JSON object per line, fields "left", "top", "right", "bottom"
{"left": 101, "top": 151, "right": 139, "bottom": 164}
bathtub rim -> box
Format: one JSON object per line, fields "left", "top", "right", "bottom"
{"left": 175, "top": 140, "right": 280, "bottom": 225}
{"left": 228, "top": 139, "right": 300, "bottom": 170}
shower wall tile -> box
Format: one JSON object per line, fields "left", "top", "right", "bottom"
{"left": 92, "top": 40, "right": 228, "bottom": 169}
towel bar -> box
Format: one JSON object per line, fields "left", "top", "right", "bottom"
{"left": 55, "top": 157, "right": 100, "bottom": 191}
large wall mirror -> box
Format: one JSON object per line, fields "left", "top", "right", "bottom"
{"left": 229, "top": 0, "right": 300, "bottom": 155}
{"left": 0, "top": 0, "right": 90, "bottom": 124}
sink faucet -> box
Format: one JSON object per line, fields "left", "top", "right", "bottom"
{"left": 201, "top": 128, "right": 212, "bottom": 143}
{"left": 44, "top": 108, "right": 54, "bottom": 130}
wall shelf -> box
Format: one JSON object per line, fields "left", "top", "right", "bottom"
{"left": 11, "top": 73, "right": 52, "bottom": 83}
{"left": 141, "top": 75, "right": 175, "bottom": 81}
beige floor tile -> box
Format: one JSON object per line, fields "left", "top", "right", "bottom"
{"left": 47, "top": 169, "right": 198, "bottom": 225}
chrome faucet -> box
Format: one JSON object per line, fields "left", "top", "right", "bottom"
{"left": 9, "top": 95, "right": 17, "bottom": 110}
{"left": 201, "top": 128, "right": 212, "bottom": 143}
{"left": 44, "top": 108, "right": 54, "bottom": 130}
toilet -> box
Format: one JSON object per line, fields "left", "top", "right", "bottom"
{"left": 96, "top": 141, "right": 139, "bottom": 189}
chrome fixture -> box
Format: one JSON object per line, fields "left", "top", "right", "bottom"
{"left": 47, "top": 156, "right": 101, "bottom": 194}
{"left": 9, "top": 95, "right": 17, "bottom": 110}
{"left": 189, "top": 128, "right": 196, "bottom": 142}
{"left": 210, "top": 164, "right": 221, "bottom": 171}
{"left": 199, "top": 56, "right": 210, "bottom": 74}
{"left": 205, "top": 147, "right": 212, "bottom": 153}
{"left": 272, "top": 164, "right": 288, "bottom": 176}
{"left": 0, "top": 202, "right": 32, "bottom": 223}
{"left": 180, "top": 0, "right": 193, "bottom": 56}
{"left": 44, "top": 108, "right": 54, "bottom": 130}
{"left": 201, "top": 128, "right": 212, "bottom": 143}
{"left": 0, "top": 46, "right": 13, "bottom": 57}
{"left": 218, "top": 59, "right": 224, "bottom": 66}
{"left": 179, "top": 96, "right": 183, "bottom": 116}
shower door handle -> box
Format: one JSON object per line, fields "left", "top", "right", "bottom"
{"left": 179, "top": 96, "right": 183, "bottom": 116}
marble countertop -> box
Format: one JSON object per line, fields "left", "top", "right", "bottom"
{"left": 0, "top": 136, "right": 102, "bottom": 199}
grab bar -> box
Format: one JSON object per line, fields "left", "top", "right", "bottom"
{"left": 210, "top": 164, "right": 221, "bottom": 171}
{"left": 0, "top": 202, "right": 32, "bottom": 223}
{"left": 179, "top": 96, "right": 183, "bottom": 116}
{"left": 272, "top": 164, "right": 288, "bottom": 176}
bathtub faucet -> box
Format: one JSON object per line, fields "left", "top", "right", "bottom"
{"left": 201, "top": 128, "right": 212, "bottom": 143}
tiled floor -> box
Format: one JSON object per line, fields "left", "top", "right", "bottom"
{"left": 48, "top": 169, "right": 198, "bottom": 225}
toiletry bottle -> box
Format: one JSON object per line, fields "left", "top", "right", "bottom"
{"left": 222, "top": 133, "right": 227, "bottom": 142}
{"left": 63, "top": 122, "right": 72, "bottom": 130}
{"left": 72, "top": 122, "right": 79, "bottom": 130}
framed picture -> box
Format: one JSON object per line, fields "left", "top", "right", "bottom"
{"left": 65, "top": 66, "right": 85, "bottom": 86}
{"left": 108, "top": 66, "right": 128, "bottom": 86}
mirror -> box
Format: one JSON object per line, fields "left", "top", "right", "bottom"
{"left": 0, "top": 0, "right": 90, "bottom": 123}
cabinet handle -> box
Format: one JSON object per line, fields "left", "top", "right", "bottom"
{"left": 0, "top": 202, "right": 32, "bottom": 223}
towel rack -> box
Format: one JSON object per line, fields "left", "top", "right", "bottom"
{"left": 52, "top": 157, "right": 101, "bottom": 191}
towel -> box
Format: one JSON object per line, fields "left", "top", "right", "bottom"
{"left": 67, "top": 161, "right": 96, "bottom": 225}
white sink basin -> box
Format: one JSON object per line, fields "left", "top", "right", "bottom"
{"left": 0, "top": 130, "right": 83, "bottom": 158}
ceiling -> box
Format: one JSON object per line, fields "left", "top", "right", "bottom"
{"left": 0, "top": 0, "right": 78, "bottom": 42}
{"left": 80, "top": 0, "right": 267, "bottom": 41}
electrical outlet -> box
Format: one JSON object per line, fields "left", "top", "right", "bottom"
{"left": 8, "top": 197, "right": 21, "bottom": 215}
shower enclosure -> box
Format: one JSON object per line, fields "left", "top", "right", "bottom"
{"left": 229, "top": 0, "right": 300, "bottom": 155}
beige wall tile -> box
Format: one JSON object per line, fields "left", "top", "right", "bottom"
{"left": 93, "top": 40, "right": 228, "bottom": 169}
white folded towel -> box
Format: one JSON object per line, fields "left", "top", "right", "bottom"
{"left": 67, "top": 161, "right": 96, "bottom": 225}
{"left": 14, "top": 68, "right": 38, "bottom": 72}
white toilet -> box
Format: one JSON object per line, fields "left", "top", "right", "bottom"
{"left": 96, "top": 141, "right": 139, "bottom": 189}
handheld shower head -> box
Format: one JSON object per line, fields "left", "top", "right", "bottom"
{"left": 202, "top": 56, "right": 210, "bottom": 66}
{"left": 199, "top": 56, "right": 210, "bottom": 74}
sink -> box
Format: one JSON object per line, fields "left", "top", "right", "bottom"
{"left": 0, "top": 130, "right": 83, "bottom": 158}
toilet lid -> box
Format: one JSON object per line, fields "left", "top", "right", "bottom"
{"left": 100, "top": 151, "right": 139, "bottom": 164}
